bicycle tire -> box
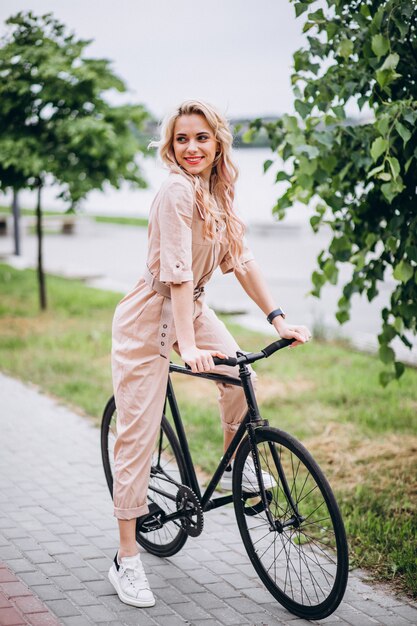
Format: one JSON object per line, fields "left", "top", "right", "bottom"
{"left": 100, "top": 396, "right": 188, "bottom": 557}
{"left": 233, "top": 427, "right": 348, "bottom": 620}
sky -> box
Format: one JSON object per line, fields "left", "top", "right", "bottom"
{"left": 0, "top": 0, "right": 307, "bottom": 120}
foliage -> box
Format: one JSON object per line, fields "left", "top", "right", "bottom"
{"left": 252, "top": 0, "right": 417, "bottom": 385}
{"left": 0, "top": 11, "right": 150, "bottom": 203}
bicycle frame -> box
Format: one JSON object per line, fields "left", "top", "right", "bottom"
{"left": 166, "top": 360, "right": 270, "bottom": 514}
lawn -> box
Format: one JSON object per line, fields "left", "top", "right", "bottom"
{"left": 1, "top": 263, "right": 416, "bottom": 597}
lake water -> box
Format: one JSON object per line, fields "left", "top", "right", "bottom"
{"left": 1, "top": 148, "right": 309, "bottom": 226}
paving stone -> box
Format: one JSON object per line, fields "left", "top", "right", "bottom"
{"left": 31, "top": 584, "right": 65, "bottom": 601}
{"left": 211, "top": 605, "right": 251, "bottom": 624}
{"left": 394, "top": 604, "right": 417, "bottom": 621}
{"left": 0, "top": 581, "right": 32, "bottom": 598}
{"left": 187, "top": 568, "right": 219, "bottom": 585}
{"left": 170, "top": 576, "right": 204, "bottom": 595}
{"left": 69, "top": 566, "right": 102, "bottom": 583}
{"left": 52, "top": 574, "right": 86, "bottom": 591}
{"left": 242, "top": 586, "right": 274, "bottom": 604}
{"left": 0, "top": 606, "right": 27, "bottom": 625}
{"left": 226, "top": 596, "right": 264, "bottom": 614}
{"left": 204, "top": 582, "right": 241, "bottom": 599}
{"left": 22, "top": 611, "right": 61, "bottom": 626}
{"left": 373, "top": 616, "right": 413, "bottom": 626}
{"left": 83, "top": 603, "right": 118, "bottom": 621}
{"left": 14, "top": 594, "right": 47, "bottom": 614}
{"left": 84, "top": 579, "right": 115, "bottom": 596}
{"left": 61, "top": 617, "right": 93, "bottom": 626}
{"left": 149, "top": 615, "right": 186, "bottom": 626}
{"left": 44, "top": 598, "right": 82, "bottom": 618}
{"left": 116, "top": 610, "right": 158, "bottom": 625}
{"left": 67, "top": 588, "right": 101, "bottom": 606}
{"left": 38, "top": 561, "right": 68, "bottom": 577}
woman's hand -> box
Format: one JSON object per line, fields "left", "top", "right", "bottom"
{"left": 180, "top": 346, "right": 228, "bottom": 373}
{"left": 273, "top": 318, "right": 312, "bottom": 348}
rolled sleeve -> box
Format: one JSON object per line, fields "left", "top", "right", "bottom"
{"left": 220, "top": 240, "right": 255, "bottom": 274}
{"left": 159, "top": 180, "right": 194, "bottom": 284}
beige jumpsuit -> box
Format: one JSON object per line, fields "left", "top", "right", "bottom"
{"left": 111, "top": 172, "right": 255, "bottom": 520}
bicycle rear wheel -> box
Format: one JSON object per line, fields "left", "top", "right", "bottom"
{"left": 101, "top": 396, "right": 188, "bottom": 557}
{"left": 233, "top": 427, "right": 348, "bottom": 620}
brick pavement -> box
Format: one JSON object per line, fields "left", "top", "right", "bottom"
{"left": 0, "top": 371, "right": 416, "bottom": 626}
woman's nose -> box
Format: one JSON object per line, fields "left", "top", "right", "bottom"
{"left": 187, "top": 139, "right": 198, "bottom": 153}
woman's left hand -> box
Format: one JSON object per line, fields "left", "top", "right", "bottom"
{"left": 273, "top": 318, "right": 312, "bottom": 348}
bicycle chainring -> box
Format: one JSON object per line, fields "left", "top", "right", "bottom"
{"left": 175, "top": 485, "right": 204, "bottom": 537}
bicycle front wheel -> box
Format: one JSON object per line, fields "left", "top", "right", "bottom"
{"left": 233, "top": 427, "right": 348, "bottom": 620}
{"left": 101, "top": 396, "right": 188, "bottom": 557}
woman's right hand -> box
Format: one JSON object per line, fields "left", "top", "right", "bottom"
{"left": 180, "top": 346, "right": 228, "bottom": 373}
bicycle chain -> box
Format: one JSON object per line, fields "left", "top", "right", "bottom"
{"left": 175, "top": 485, "right": 204, "bottom": 537}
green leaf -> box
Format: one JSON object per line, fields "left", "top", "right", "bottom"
{"left": 336, "top": 310, "right": 350, "bottom": 324}
{"left": 381, "top": 180, "right": 403, "bottom": 203}
{"left": 379, "top": 370, "right": 395, "bottom": 387}
{"left": 338, "top": 39, "right": 353, "bottom": 60}
{"left": 393, "top": 260, "right": 414, "bottom": 282}
{"left": 372, "top": 34, "right": 390, "bottom": 57}
{"left": 295, "top": 2, "right": 309, "bottom": 18}
{"left": 370, "top": 137, "right": 388, "bottom": 161}
{"left": 275, "top": 170, "right": 290, "bottom": 182}
{"left": 242, "top": 129, "right": 256, "bottom": 144}
{"left": 395, "top": 121, "right": 411, "bottom": 146}
{"left": 294, "top": 144, "right": 319, "bottom": 158}
{"left": 379, "top": 344, "right": 395, "bottom": 364}
{"left": 294, "top": 99, "right": 311, "bottom": 119}
{"left": 387, "top": 156, "right": 400, "bottom": 180}
{"left": 323, "top": 258, "right": 338, "bottom": 284}
{"left": 380, "top": 53, "right": 400, "bottom": 71}
{"left": 376, "top": 116, "right": 390, "bottom": 135}
{"left": 395, "top": 361, "right": 405, "bottom": 378}
{"left": 394, "top": 317, "right": 404, "bottom": 333}
{"left": 263, "top": 159, "right": 273, "bottom": 173}
{"left": 406, "top": 245, "right": 417, "bottom": 262}
{"left": 310, "top": 215, "right": 321, "bottom": 232}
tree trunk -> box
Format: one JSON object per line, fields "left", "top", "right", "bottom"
{"left": 36, "top": 183, "right": 47, "bottom": 310}
{"left": 12, "top": 189, "right": 21, "bottom": 256}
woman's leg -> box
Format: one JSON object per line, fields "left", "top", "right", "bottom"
{"left": 191, "top": 303, "right": 257, "bottom": 443}
{"left": 118, "top": 519, "right": 137, "bottom": 559}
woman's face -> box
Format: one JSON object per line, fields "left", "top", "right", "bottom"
{"left": 173, "top": 114, "right": 218, "bottom": 181}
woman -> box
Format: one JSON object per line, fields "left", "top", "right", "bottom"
{"left": 109, "top": 100, "right": 311, "bottom": 608}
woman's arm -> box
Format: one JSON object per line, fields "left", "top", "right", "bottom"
{"left": 171, "top": 282, "right": 227, "bottom": 372}
{"left": 235, "top": 259, "right": 311, "bottom": 347}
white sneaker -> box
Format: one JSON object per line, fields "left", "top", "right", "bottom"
{"left": 108, "top": 552, "right": 155, "bottom": 608}
{"left": 220, "top": 457, "right": 276, "bottom": 492}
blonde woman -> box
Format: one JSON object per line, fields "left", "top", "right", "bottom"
{"left": 109, "top": 100, "right": 311, "bottom": 608}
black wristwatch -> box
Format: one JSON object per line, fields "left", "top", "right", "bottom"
{"left": 267, "top": 307, "right": 286, "bottom": 324}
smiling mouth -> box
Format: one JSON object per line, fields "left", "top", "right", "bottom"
{"left": 184, "top": 157, "right": 204, "bottom": 164}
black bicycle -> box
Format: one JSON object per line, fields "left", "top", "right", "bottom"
{"left": 101, "top": 338, "right": 348, "bottom": 620}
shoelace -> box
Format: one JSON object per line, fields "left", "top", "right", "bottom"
{"left": 122, "top": 561, "right": 150, "bottom": 592}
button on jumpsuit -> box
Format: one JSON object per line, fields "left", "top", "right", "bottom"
{"left": 111, "top": 172, "right": 256, "bottom": 520}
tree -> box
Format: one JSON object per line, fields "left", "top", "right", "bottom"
{"left": 251, "top": 0, "right": 417, "bottom": 385}
{"left": 0, "top": 11, "right": 150, "bottom": 309}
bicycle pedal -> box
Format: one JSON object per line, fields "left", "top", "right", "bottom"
{"left": 136, "top": 503, "right": 165, "bottom": 533}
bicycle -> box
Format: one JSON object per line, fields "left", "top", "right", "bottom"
{"left": 101, "top": 337, "right": 349, "bottom": 620}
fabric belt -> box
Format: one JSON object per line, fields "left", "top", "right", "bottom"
{"left": 143, "top": 266, "right": 204, "bottom": 358}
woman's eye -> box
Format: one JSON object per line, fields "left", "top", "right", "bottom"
{"left": 198, "top": 135, "right": 209, "bottom": 141}
{"left": 176, "top": 137, "right": 187, "bottom": 143}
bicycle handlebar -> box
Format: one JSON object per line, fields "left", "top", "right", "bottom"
{"left": 212, "top": 337, "right": 295, "bottom": 367}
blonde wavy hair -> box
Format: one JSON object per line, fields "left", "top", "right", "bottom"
{"left": 150, "top": 100, "right": 246, "bottom": 272}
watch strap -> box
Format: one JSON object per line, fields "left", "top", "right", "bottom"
{"left": 267, "top": 308, "right": 286, "bottom": 324}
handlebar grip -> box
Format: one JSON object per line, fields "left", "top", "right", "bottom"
{"left": 262, "top": 337, "right": 295, "bottom": 357}
{"left": 213, "top": 356, "right": 238, "bottom": 367}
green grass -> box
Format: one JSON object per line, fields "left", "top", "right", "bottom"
{"left": 0, "top": 205, "right": 148, "bottom": 228}
{"left": 1, "top": 262, "right": 416, "bottom": 597}
{"left": 94, "top": 216, "right": 148, "bottom": 227}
